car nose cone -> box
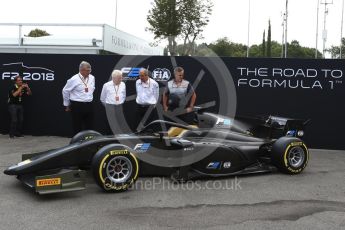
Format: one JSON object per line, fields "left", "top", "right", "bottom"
{"left": 3, "top": 165, "right": 16, "bottom": 175}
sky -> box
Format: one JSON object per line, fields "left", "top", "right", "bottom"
{"left": 0, "top": 0, "right": 344, "bottom": 51}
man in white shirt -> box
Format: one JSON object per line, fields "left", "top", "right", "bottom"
{"left": 100, "top": 70, "right": 126, "bottom": 105}
{"left": 100, "top": 70, "right": 126, "bottom": 134}
{"left": 62, "top": 61, "right": 95, "bottom": 135}
{"left": 135, "top": 68, "right": 159, "bottom": 130}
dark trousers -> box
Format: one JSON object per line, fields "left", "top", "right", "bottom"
{"left": 8, "top": 104, "right": 24, "bottom": 136}
{"left": 70, "top": 101, "right": 94, "bottom": 135}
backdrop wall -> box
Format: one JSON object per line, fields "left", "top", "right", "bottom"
{"left": 0, "top": 53, "right": 344, "bottom": 150}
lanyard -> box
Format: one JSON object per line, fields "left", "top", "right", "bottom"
{"left": 78, "top": 74, "right": 89, "bottom": 88}
{"left": 113, "top": 83, "right": 120, "bottom": 96}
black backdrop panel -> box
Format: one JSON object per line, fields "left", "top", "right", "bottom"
{"left": 0, "top": 53, "right": 344, "bottom": 150}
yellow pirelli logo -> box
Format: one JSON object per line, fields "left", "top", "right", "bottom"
{"left": 36, "top": 178, "right": 61, "bottom": 187}
{"left": 291, "top": 142, "right": 303, "bottom": 146}
{"left": 110, "top": 150, "right": 128, "bottom": 155}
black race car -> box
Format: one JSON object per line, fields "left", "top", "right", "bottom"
{"left": 4, "top": 111, "right": 310, "bottom": 194}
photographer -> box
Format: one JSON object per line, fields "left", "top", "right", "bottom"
{"left": 8, "top": 76, "right": 32, "bottom": 138}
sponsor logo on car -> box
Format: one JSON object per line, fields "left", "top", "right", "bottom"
{"left": 84, "top": 135, "right": 95, "bottom": 140}
{"left": 286, "top": 130, "right": 296, "bottom": 136}
{"left": 110, "top": 149, "right": 128, "bottom": 155}
{"left": 1, "top": 62, "right": 55, "bottom": 81}
{"left": 36, "top": 178, "right": 61, "bottom": 187}
{"left": 223, "top": 119, "right": 231, "bottom": 125}
{"left": 223, "top": 161, "right": 231, "bottom": 169}
{"left": 183, "top": 147, "right": 194, "bottom": 151}
{"left": 291, "top": 142, "right": 303, "bottom": 146}
{"left": 206, "top": 162, "right": 221, "bottom": 169}
{"left": 152, "top": 68, "right": 171, "bottom": 81}
{"left": 134, "top": 143, "right": 151, "bottom": 153}
{"left": 216, "top": 118, "right": 232, "bottom": 127}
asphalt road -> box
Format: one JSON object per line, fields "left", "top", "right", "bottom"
{"left": 0, "top": 135, "right": 344, "bottom": 230}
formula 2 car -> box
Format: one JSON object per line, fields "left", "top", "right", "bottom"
{"left": 4, "top": 110, "right": 310, "bottom": 194}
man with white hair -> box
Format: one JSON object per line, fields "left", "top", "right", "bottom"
{"left": 100, "top": 70, "right": 126, "bottom": 134}
{"left": 100, "top": 70, "right": 126, "bottom": 105}
{"left": 62, "top": 61, "right": 96, "bottom": 135}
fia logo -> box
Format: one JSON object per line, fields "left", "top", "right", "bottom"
{"left": 152, "top": 68, "right": 171, "bottom": 81}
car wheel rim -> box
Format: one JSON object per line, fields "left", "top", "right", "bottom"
{"left": 106, "top": 156, "right": 132, "bottom": 183}
{"left": 288, "top": 146, "right": 305, "bottom": 168}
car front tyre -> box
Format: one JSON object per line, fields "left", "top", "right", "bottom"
{"left": 92, "top": 144, "right": 139, "bottom": 192}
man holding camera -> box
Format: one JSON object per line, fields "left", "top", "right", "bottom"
{"left": 8, "top": 76, "right": 32, "bottom": 138}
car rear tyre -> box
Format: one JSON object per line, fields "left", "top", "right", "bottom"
{"left": 92, "top": 144, "right": 139, "bottom": 192}
{"left": 70, "top": 130, "right": 102, "bottom": 144}
{"left": 271, "top": 137, "right": 309, "bottom": 174}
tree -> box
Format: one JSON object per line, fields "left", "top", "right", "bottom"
{"left": 266, "top": 20, "right": 272, "bottom": 57}
{"left": 147, "top": 0, "right": 213, "bottom": 56}
{"left": 26, "top": 28, "right": 50, "bottom": 37}
{"left": 288, "top": 40, "right": 305, "bottom": 57}
{"left": 207, "top": 37, "right": 247, "bottom": 57}
{"left": 270, "top": 41, "right": 283, "bottom": 57}
{"left": 262, "top": 30, "right": 266, "bottom": 57}
{"left": 248, "top": 44, "right": 262, "bottom": 57}
{"left": 179, "top": 0, "right": 213, "bottom": 55}
{"left": 287, "top": 40, "right": 321, "bottom": 58}
{"left": 194, "top": 42, "right": 215, "bottom": 56}
{"left": 192, "top": 37, "right": 319, "bottom": 58}
{"left": 327, "top": 37, "right": 345, "bottom": 59}
{"left": 250, "top": 41, "right": 281, "bottom": 58}
{"left": 207, "top": 37, "right": 232, "bottom": 56}
{"left": 147, "top": 0, "right": 181, "bottom": 55}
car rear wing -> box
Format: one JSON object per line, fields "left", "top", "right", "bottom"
{"left": 235, "top": 115, "right": 310, "bottom": 139}
{"left": 251, "top": 115, "right": 310, "bottom": 139}
{"left": 265, "top": 116, "right": 310, "bottom": 138}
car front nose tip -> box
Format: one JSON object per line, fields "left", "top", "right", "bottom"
{"left": 4, "top": 166, "right": 16, "bottom": 175}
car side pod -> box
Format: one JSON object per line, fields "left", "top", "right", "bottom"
{"left": 17, "top": 169, "right": 87, "bottom": 195}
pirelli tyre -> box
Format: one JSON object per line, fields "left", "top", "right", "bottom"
{"left": 92, "top": 144, "right": 139, "bottom": 192}
{"left": 70, "top": 130, "right": 102, "bottom": 144}
{"left": 271, "top": 137, "right": 309, "bottom": 174}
